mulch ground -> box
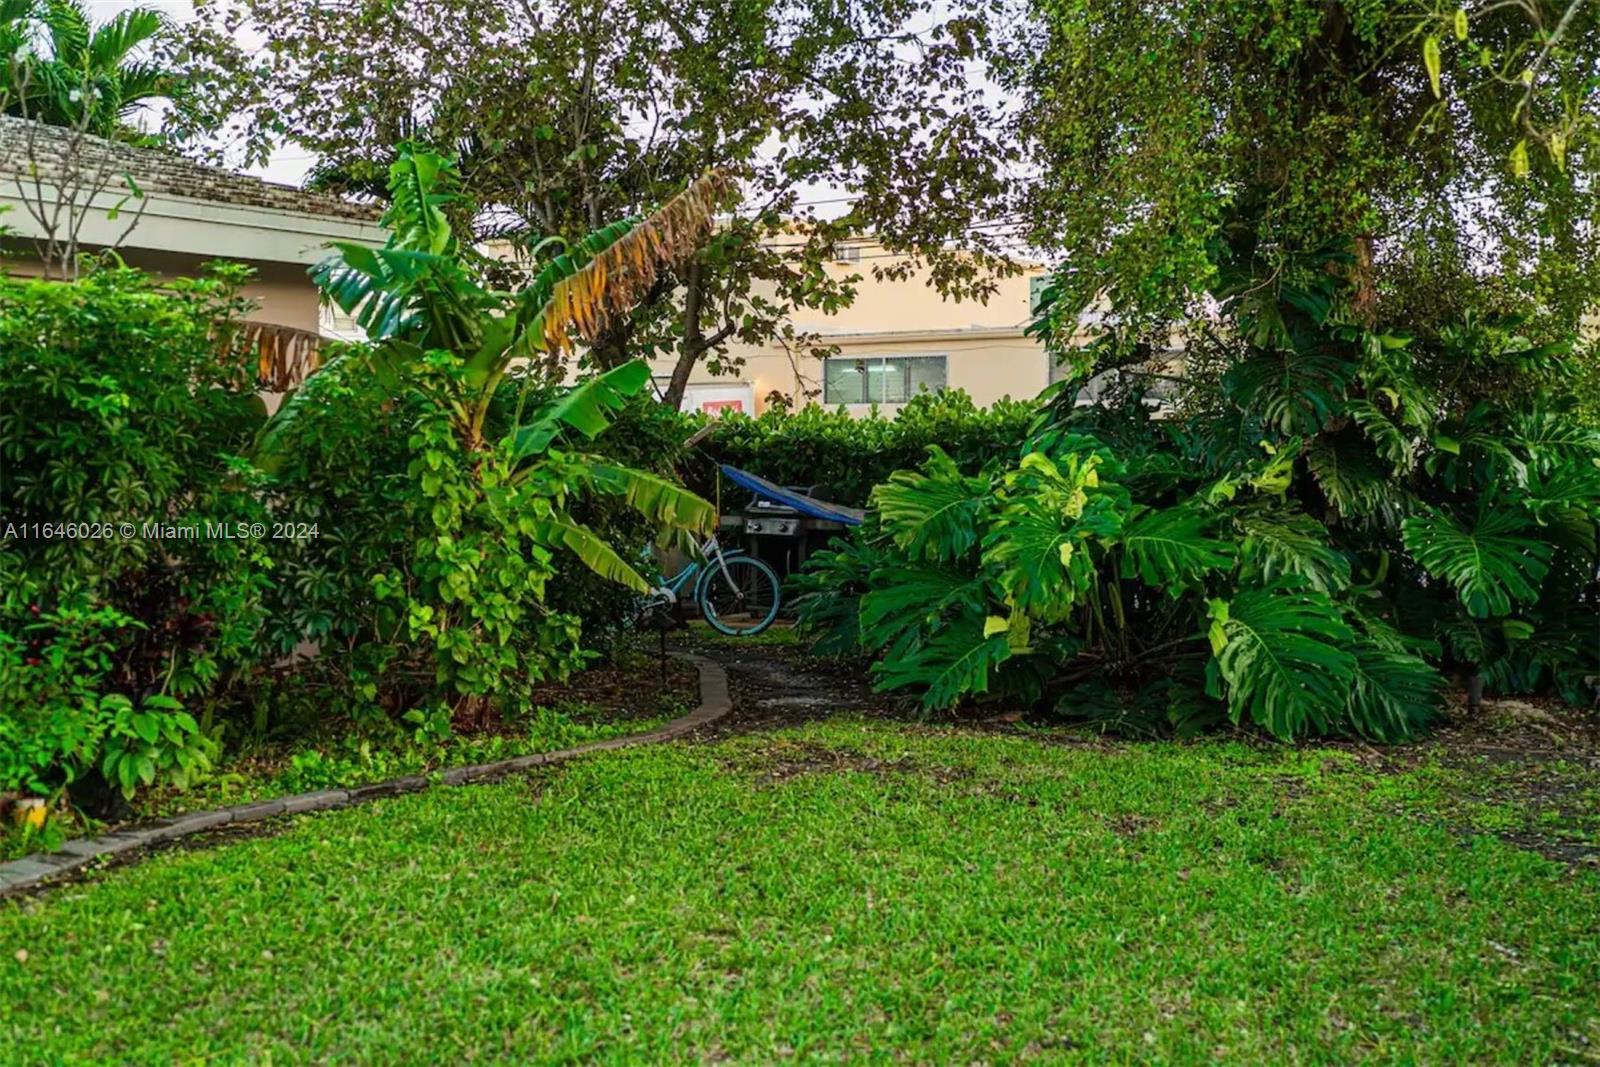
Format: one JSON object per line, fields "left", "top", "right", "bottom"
{"left": 528, "top": 646, "right": 699, "bottom": 727}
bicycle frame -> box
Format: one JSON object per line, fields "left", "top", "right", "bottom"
{"left": 653, "top": 534, "right": 744, "bottom": 605}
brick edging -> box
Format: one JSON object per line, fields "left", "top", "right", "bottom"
{"left": 0, "top": 652, "right": 730, "bottom": 899}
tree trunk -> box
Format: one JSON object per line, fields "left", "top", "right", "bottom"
{"left": 1350, "top": 234, "right": 1378, "bottom": 326}
{"left": 589, "top": 317, "right": 634, "bottom": 371}
{"left": 589, "top": 274, "right": 672, "bottom": 372}
{"left": 661, "top": 258, "right": 706, "bottom": 411}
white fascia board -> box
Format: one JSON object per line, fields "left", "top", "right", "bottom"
{"left": 812, "top": 326, "right": 1031, "bottom": 344}
{"left": 0, "top": 181, "right": 386, "bottom": 264}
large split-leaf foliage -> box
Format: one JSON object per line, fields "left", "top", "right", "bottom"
{"left": 795, "top": 238, "right": 1599, "bottom": 741}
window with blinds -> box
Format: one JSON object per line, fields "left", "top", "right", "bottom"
{"left": 822, "top": 355, "right": 947, "bottom": 404}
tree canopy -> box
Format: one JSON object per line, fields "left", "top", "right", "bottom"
{"left": 0, "top": 0, "right": 173, "bottom": 138}
{"left": 1001, "top": 0, "right": 1600, "bottom": 342}
{"left": 186, "top": 0, "right": 1018, "bottom": 405}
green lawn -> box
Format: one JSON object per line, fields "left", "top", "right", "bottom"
{"left": 1, "top": 646, "right": 696, "bottom": 862}
{"left": 3, "top": 720, "right": 1597, "bottom": 1063}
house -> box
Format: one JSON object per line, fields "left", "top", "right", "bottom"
{"left": 0, "top": 116, "right": 385, "bottom": 389}
{"left": 652, "top": 237, "right": 1052, "bottom": 416}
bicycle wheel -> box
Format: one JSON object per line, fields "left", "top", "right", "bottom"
{"left": 698, "top": 555, "right": 781, "bottom": 636}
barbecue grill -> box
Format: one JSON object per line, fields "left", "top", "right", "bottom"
{"left": 717, "top": 465, "right": 865, "bottom": 582}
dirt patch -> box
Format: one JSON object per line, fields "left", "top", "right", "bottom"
{"left": 530, "top": 649, "right": 698, "bottom": 726}
{"left": 678, "top": 632, "right": 906, "bottom": 738}
{"left": 1106, "top": 813, "right": 1159, "bottom": 837}
{"left": 1335, "top": 698, "right": 1600, "bottom": 871}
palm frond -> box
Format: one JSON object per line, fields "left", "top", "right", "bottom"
{"left": 309, "top": 149, "right": 487, "bottom": 349}
{"left": 42, "top": 0, "right": 88, "bottom": 67}
{"left": 109, "top": 59, "right": 172, "bottom": 113}
{"left": 312, "top": 244, "right": 479, "bottom": 344}
{"left": 0, "top": 0, "right": 39, "bottom": 34}
{"left": 88, "top": 7, "right": 163, "bottom": 72}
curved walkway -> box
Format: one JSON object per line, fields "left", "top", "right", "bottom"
{"left": 0, "top": 652, "right": 731, "bottom": 899}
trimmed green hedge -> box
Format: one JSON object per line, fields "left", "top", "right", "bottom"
{"left": 686, "top": 390, "right": 1038, "bottom": 506}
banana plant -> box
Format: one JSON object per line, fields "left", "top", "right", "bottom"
{"left": 257, "top": 146, "right": 729, "bottom": 592}
{"left": 276, "top": 146, "right": 731, "bottom": 453}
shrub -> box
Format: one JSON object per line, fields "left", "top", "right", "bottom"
{"left": 255, "top": 147, "right": 719, "bottom": 725}
{"left": 261, "top": 364, "right": 697, "bottom": 705}
{"left": 1576, "top": 339, "right": 1600, "bottom": 428}
{"left": 262, "top": 355, "right": 665, "bottom": 724}
{"left": 0, "top": 266, "right": 267, "bottom": 800}
{"left": 691, "top": 390, "right": 1037, "bottom": 506}
{"left": 252, "top": 343, "right": 420, "bottom": 719}
{"left": 794, "top": 244, "right": 1600, "bottom": 740}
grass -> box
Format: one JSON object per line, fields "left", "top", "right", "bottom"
{"left": 0, "top": 704, "right": 682, "bottom": 862}
{"left": 684, "top": 618, "right": 805, "bottom": 646}
{"left": 132, "top": 703, "right": 680, "bottom": 820}
{"left": 0, "top": 647, "right": 696, "bottom": 862}
{"left": 3, "top": 719, "right": 1598, "bottom": 1063}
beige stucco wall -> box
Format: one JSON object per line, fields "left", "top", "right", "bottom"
{"left": 1, "top": 245, "right": 323, "bottom": 331}
{"left": 649, "top": 239, "right": 1050, "bottom": 414}
{"left": 793, "top": 248, "right": 1042, "bottom": 336}
{"left": 708, "top": 330, "right": 1047, "bottom": 415}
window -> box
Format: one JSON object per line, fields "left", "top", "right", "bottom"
{"left": 1029, "top": 274, "right": 1051, "bottom": 316}
{"left": 823, "top": 355, "right": 947, "bottom": 405}
{"left": 831, "top": 243, "right": 862, "bottom": 263}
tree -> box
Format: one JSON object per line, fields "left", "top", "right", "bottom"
{"left": 0, "top": 0, "right": 162, "bottom": 280}
{"left": 1000, "top": 0, "right": 1600, "bottom": 340}
{"left": 258, "top": 145, "right": 722, "bottom": 588}
{"left": 0, "top": 109, "right": 148, "bottom": 278}
{"left": 0, "top": 0, "right": 174, "bottom": 139}
{"left": 184, "top": 0, "right": 1017, "bottom": 407}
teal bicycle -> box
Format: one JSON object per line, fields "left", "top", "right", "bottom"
{"left": 640, "top": 533, "right": 782, "bottom": 637}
